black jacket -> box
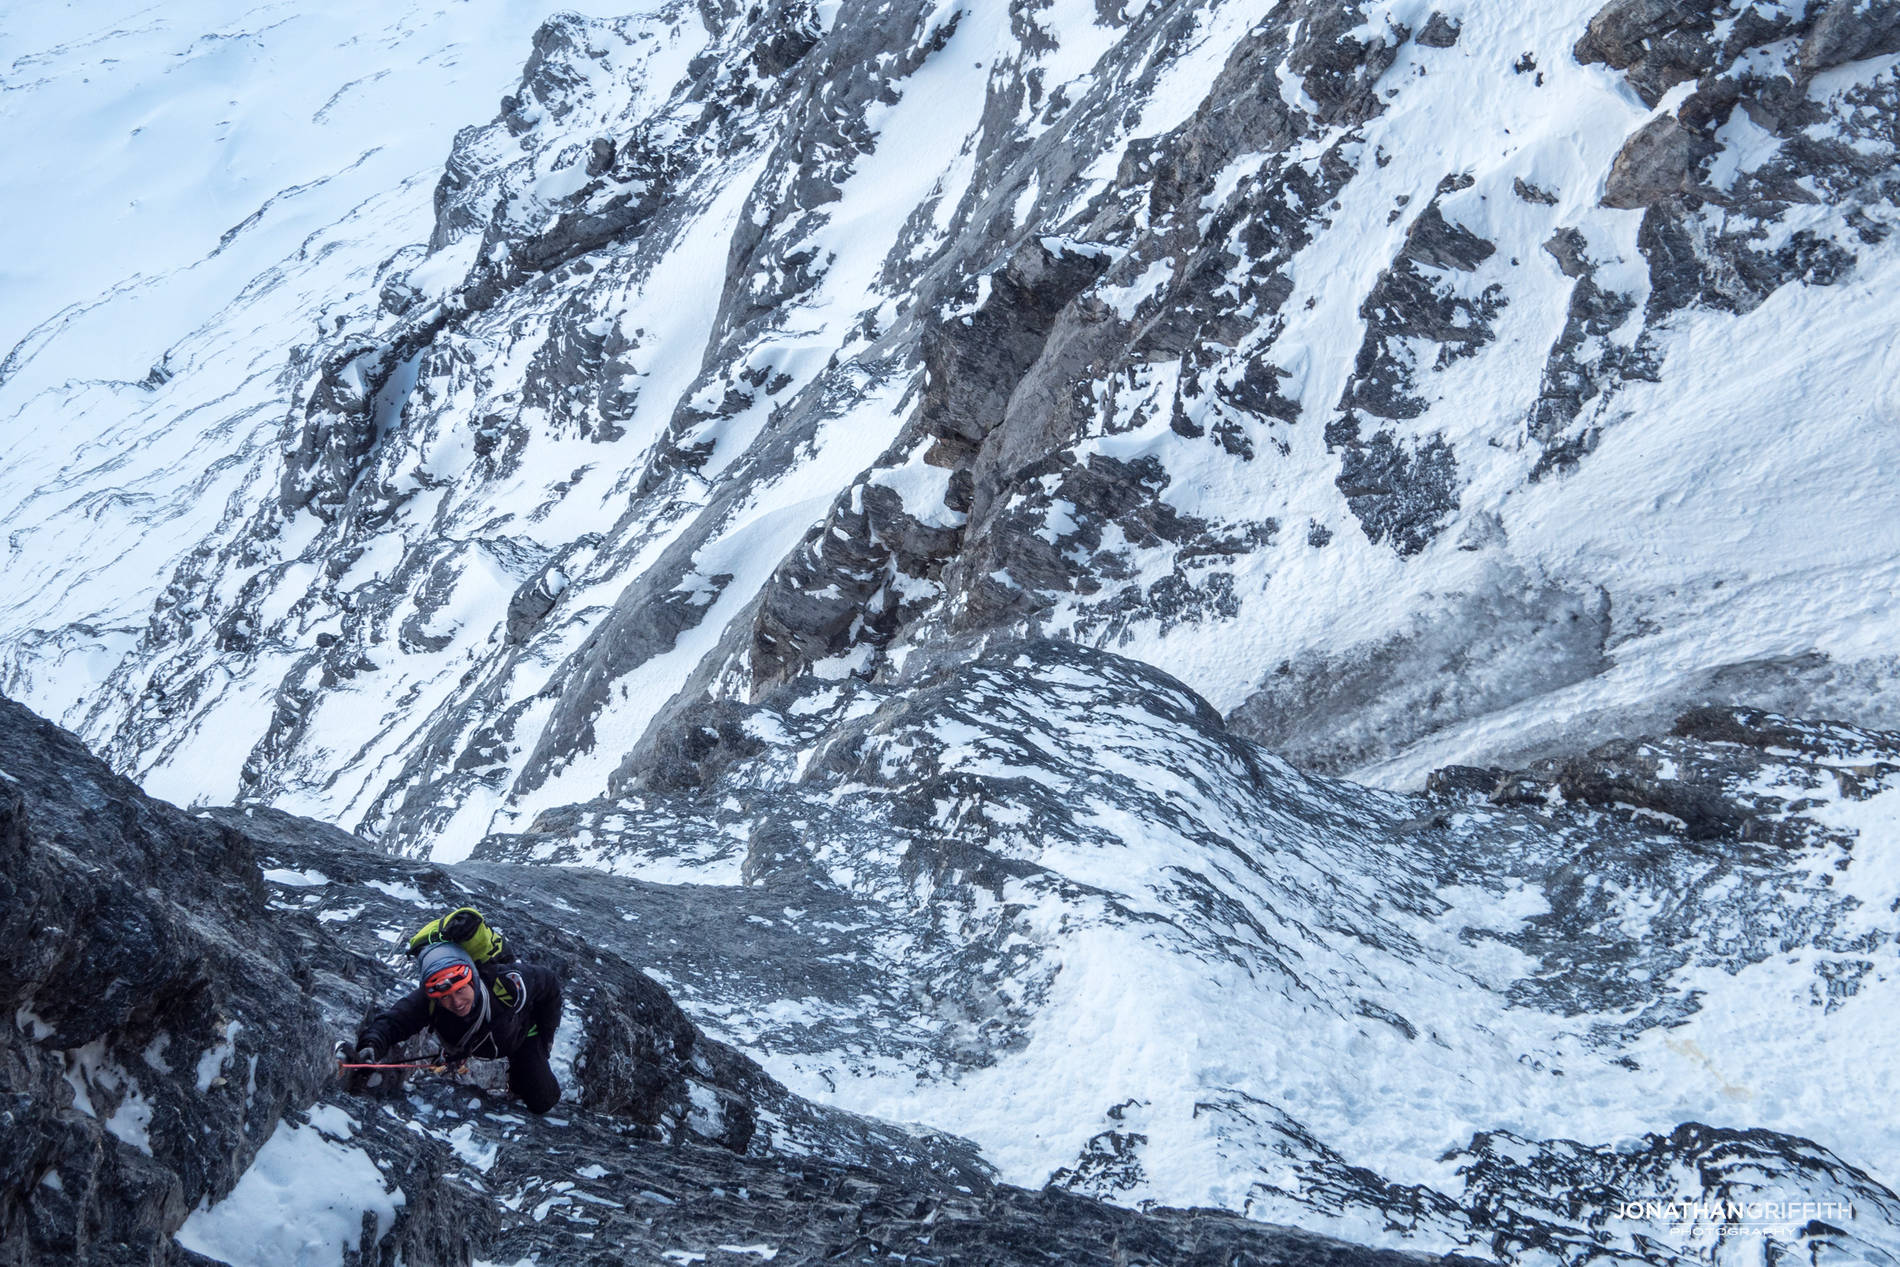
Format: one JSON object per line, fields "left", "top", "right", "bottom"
{"left": 359, "top": 963, "right": 562, "bottom": 1062}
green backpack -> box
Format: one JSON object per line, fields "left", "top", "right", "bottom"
{"left": 405, "top": 906, "right": 509, "bottom": 965}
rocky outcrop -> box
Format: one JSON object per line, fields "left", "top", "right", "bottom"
{"left": 1, "top": 702, "right": 321, "bottom": 1263}
{"left": 1465, "top": 703, "right": 1900, "bottom": 845}
{"left": 1586, "top": 0, "right": 1892, "bottom": 310}
{"left": 1573, "top": 0, "right": 1725, "bottom": 107}
{"left": 5, "top": 690, "right": 1527, "bottom": 1264}
{"left": 743, "top": 235, "right": 1114, "bottom": 697}
{"left": 472, "top": 640, "right": 1900, "bottom": 1263}
{"left": 1324, "top": 183, "right": 1502, "bottom": 555}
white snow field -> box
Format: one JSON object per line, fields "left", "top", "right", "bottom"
{"left": 0, "top": 0, "right": 648, "bottom": 727}
{"left": 174, "top": 1110, "right": 403, "bottom": 1265}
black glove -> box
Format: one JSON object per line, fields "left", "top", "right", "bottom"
{"left": 442, "top": 908, "right": 480, "bottom": 942}
{"left": 338, "top": 1038, "right": 382, "bottom": 1064}
{"left": 339, "top": 1041, "right": 384, "bottom": 1093}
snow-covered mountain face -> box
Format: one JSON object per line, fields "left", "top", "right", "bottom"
{"left": 5, "top": 0, "right": 1900, "bottom": 1261}
{"left": 461, "top": 638, "right": 1900, "bottom": 1264}
{"left": 7, "top": 0, "right": 1899, "bottom": 841}
{"left": 6, "top": 655, "right": 1899, "bottom": 1264}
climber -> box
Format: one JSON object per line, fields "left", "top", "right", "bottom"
{"left": 340, "top": 932, "right": 565, "bottom": 1113}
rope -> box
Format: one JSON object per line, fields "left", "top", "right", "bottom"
{"left": 336, "top": 1059, "right": 469, "bottom": 1075}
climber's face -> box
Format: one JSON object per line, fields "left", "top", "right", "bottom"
{"left": 442, "top": 980, "right": 477, "bottom": 1016}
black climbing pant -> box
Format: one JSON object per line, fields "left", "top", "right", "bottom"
{"left": 509, "top": 1042, "right": 561, "bottom": 1114}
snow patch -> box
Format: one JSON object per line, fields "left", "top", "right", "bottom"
{"left": 366, "top": 878, "right": 428, "bottom": 904}
{"left": 175, "top": 1119, "right": 404, "bottom": 1266}
{"left": 263, "top": 867, "right": 331, "bottom": 888}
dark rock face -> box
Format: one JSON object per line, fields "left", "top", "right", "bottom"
{"left": 1287, "top": 1, "right": 1407, "bottom": 126}
{"left": 1573, "top": 0, "right": 1725, "bottom": 107}
{"left": 1416, "top": 14, "right": 1461, "bottom": 48}
{"left": 0, "top": 788, "right": 436, "bottom": 1267}
{"left": 1801, "top": 0, "right": 1900, "bottom": 72}
{"left": 0, "top": 701, "right": 325, "bottom": 1264}
{"left": 1603, "top": 116, "right": 1707, "bottom": 209}
{"left": 0, "top": 692, "right": 928, "bottom": 1260}
{"left": 1522, "top": 230, "right": 1655, "bottom": 473}
{"left": 1325, "top": 184, "right": 1501, "bottom": 556}
{"left": 1475, "top": 704, "right": 1900, "bottom": 846}
{"left": 1329, "top": 429, "right": 1460, "bottom": 557}
{"left": 743, "top": 236, "right": 1114, "bottom": 698}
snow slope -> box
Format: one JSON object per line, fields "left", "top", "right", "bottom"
{"left": 0, "top": 0, "right": 643, "bottom": 371}
{"left": 0, "top": 0, "right": 650, "bottom": 725}
{"left": 474, "top": 642, "right": 1900, "bottom": 1263}
{"left": 7, "top": 0, "right": 1897, "bottom": 847}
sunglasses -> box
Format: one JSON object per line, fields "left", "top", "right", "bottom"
{"left": 424, "top": 963, "right": 474, "bottom": 998}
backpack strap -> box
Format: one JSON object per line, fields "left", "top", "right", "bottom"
{"left": 491, "top": 970, "right": 527, "bottom": 1011}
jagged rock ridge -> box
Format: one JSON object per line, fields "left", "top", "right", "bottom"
{"left": 2, "top": 692, "right": 1479, "bottom": 1265}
